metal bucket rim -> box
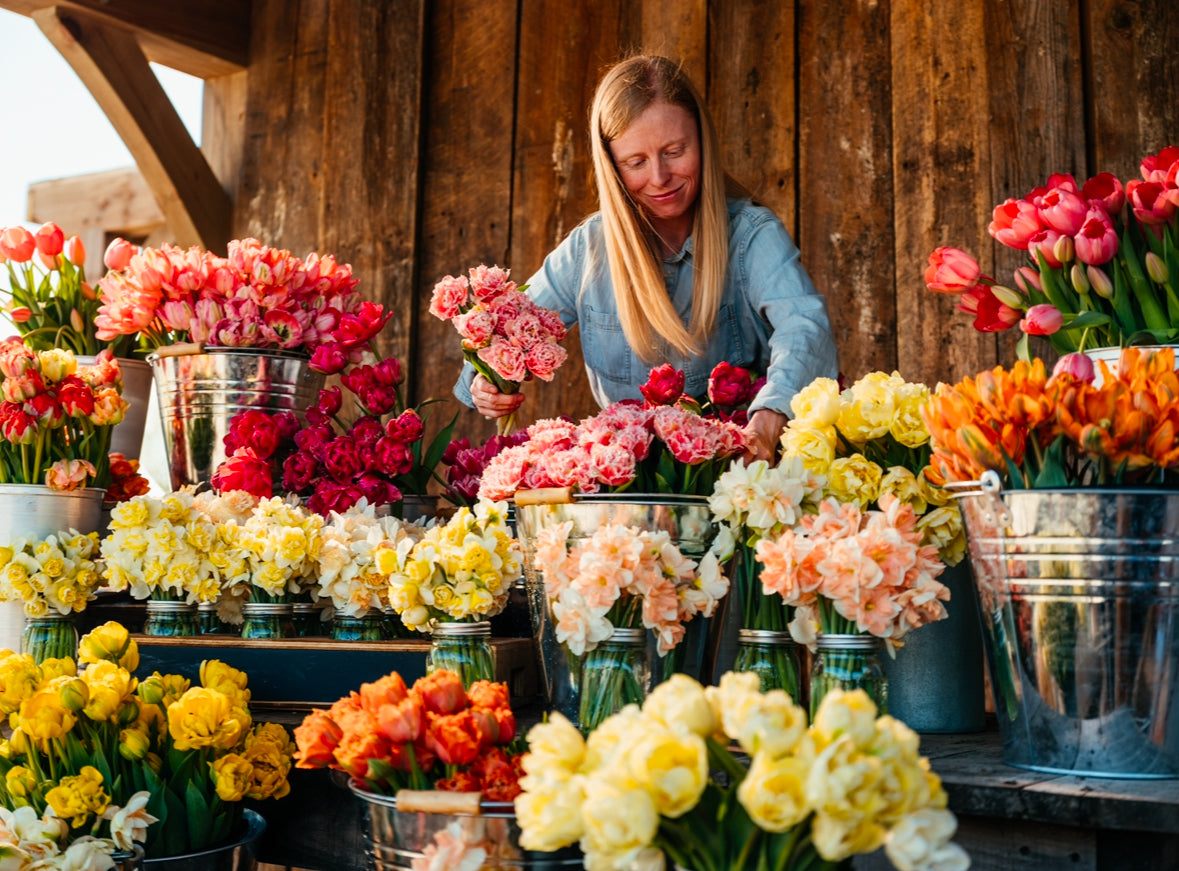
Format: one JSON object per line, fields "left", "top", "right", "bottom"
{"left": 565, "top": 493, "right": 708, "bottom": 506}
{"left": 970, "top": 486, "right": 1179, "bottom": 498}
{"left": 146, "top": 346, "right": 312, "bottom": 364}
{"left": 349, "top": 782, "right": 517, "bottom": 819}
{"left": 143, "top": 807, "right": 266, "bottom": 865}
{"left": 0, "top": 484, "right": 106, "bottom": 500}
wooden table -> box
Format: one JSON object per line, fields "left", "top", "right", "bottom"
{"left": 255, "top": 728, "right": 1179, "bottom": 871}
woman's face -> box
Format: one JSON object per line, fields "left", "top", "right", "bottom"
{"left": 608, "top": 101, "right": 701, "bottom": 230}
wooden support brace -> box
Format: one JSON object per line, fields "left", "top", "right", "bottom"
{"left": 32, "top": 6, "right": 231, "bottom": 251}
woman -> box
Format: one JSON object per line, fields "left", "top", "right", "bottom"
{"left": 457, "top": 55, "right": 838, "bottom": 461}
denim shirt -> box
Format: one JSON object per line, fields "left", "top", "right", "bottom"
{"left": 455, "top": 198, "right": 838, "bottom": 416}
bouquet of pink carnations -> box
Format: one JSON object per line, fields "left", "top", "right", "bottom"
{"left": 95, "top": 237, "right": 390, "bottom": 373}
{"left": 212, "top": 356, "right": 456, "bottom": 515}
{"left": 533, "top": 521, "right": 727, "bottom": 731}
{"left": 429, "top": 264, "right": 567, "bottom": 435}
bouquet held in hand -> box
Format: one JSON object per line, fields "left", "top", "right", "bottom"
{"left": 430, "top": 265, "right": 567, "bottom": 435}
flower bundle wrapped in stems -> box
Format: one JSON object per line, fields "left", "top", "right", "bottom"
{"left": 780, "top": 372, "right": 966, "bottom": 566}
{"left": 214, "top": 356, "right": 458, "bottom": 515}
{"left": 923, "top": 346, "right": 1179, "bottom": 489}
{"left": 532, "top": 521, "right": 727, "bottom": 731}
{"left": 925, "top": 145, "right": 1179, "bottom": 357}
{"left": 96, "top": 237, "right": 391, "bottom": 373}
{"left": 293, "top": 668, "right": 524, "bottom": 800}
{"left": 0, "top": 529, "right": 101, "bottom": 618}
{"left": 1, "top": 222, "right": 139, "bottom": 358}
{"left": 0, "top": 339, "right": 128, "bottom": 490}
{"left": 0, "top": 621, "right": 294, "bottom": 858}
{"left": 515, "top": 672, "right": 969, "bottom": 871}
{"left": 430, "top": 264, "right": 567, "bottom": 435}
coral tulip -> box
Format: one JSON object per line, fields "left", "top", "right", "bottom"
{"left": 1052, "top": 352, "right": 1096, "bottom": 383}
{"left": 988, "top": 198, "right": 1043, "bottom": 249}
{"left": 924, "top": 247, "right": 982, "bottom": 293}
{"left": 33, "top": 222, "right": 64, "bottom": 258}
{"left": 1038, "top": 187, "right": 1088, "bottom": 236}
{"left": 0, "top": 226, "right": 35, "bottom": 262}
{"left": 103, "top": 237, "right": 136, "bottom": 271}
{"left": 1020, "top": 304, "right": 1063, "bottom": 336}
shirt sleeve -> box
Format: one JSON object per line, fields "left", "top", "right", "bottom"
{"left": 452, "top": 227, "right": 585, "bottom": 407}
{"left": 739, "top": 212, "right": 839, "bottom": 416}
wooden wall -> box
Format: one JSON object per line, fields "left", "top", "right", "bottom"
{"left": 211, "top": 0, "right": 1179, "bottom": 447}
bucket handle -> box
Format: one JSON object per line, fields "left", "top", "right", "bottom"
{"left": 942, "top": 469, "right": 1003, "bottom": 499}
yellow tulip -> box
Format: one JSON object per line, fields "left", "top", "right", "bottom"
{"left": 737, "top": 750, "right": 812, "bottom": 832}
{"left": 167, "top": 687, "right": 250, "bottom": 751}
{"left": 4, "top": 765, "right": 36, "bottom": 798}
{"left": 0, "top": 654, "right": 43, "bottom": 716}
{"left": 211, "top": 753, "right": 253, "bottom": 802}
{"left": 625, "top": 729, "right": 708, "bottom": 818}
{"left": 19, "top": 688, "right": 77, "bottom": 745}
{"left": 45, "top": 766, "right": 110, "bottom": 828}
{"left": 78, "top": 622, "right": 139, "bottom": 672}
{"left": 200, "top": 660, "right": 251, "bottom": 702}
{"left": 119, "top": 726, "right": 152, "bottom": 761}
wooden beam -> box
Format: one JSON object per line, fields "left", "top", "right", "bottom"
{"left": 33, "top": 6, "right": 231, "bottom": 251}
{"left": 0, "top": 0, "right": 248, "bottom": 78}
{"left": 27, "top": 167, "right": 165, "bottom": 237}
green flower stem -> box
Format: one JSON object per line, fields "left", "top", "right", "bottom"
{"left": 1121, "top": 224, "right": 1170, "bottom": 332}
{"left": 578, "top": 635, "right": 646, "bottom": 732}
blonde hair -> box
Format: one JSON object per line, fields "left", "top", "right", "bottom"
{"left": 589, "top": 55, "right": 729, "bottom": 363}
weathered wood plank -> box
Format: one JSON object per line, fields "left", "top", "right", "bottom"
{"left": 708, "top": 0, "right": 798, "bottom": 237}
{"left": 26, "top": 167, "right": 164, "bottom": 237}
{"left": 1085, "top": 0, "right": 1179, "bottom": 179}
{"left": 412, "top": 0, "right": 520, "bottom": 448}
{"left": 798, "top": 0, "right": 896, "bottom": 383}
{"left": 34, "top": 7, "right": 231, "bottom": 250}
{"left": 320, "top": 0, "right": 425, "bottom": 370}
{"left": 890, "top": 0, "right": 999, "bottom": 389}
{"left": 202, "top": 70, "right": 248, "bottom": 205}
{"left": 638, "top": 0, "right": 706, "bottom": 85}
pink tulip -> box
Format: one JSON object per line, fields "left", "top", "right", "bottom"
{"left": 103, "top": 237, "right": 136, "bottom": 271}
{"left": 988, "top": 199, "right": 1043, "bottom": 249}
{"left": 1037, "top": 188, "right": 1088, "bottom": 236}
{"left": 63, "top": 235, "right": 86, "bottom": 266}
{"left": 924, "top": 247, "right": 982, "bottom": 293}
{"left": 1052, "top": 352, "right": 1096, "bottom": 383}
{"left": 0, "top": 226, "right": 35, "bottom": 262}
{"left": 1014, "top": 266, "right": 1042, "bottom": 295}
{"left": 1019, "top": 304, "right": 1063, "bottom": 336}
{"left": 1074, "top": 208, "right": 1119, "bottom": 265}
{"left": 1140, "top": 146, "right": 1179, "bottom": 183}
{"left": 1082, "top": 172, "right": 1126, "bottom": 216}
{"left": 1027, "top": 229, "right": 1065, "bottom": 268}
{"left": 33, "top": 222, "right": 64, "bottom": 258}
{"left": 1126, "top": 179, "right": 1178, "bottom": 227}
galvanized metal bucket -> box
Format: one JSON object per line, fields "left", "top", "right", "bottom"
{"left": 77, "top": 355, "right": 154, "bottom": 461}
{"left": 143, "top": 808, "right": 266, "bottom": 871}
{"left": 513, "top": 493, "right": 724, "bottom": 727}
{"left": 956, "top": 471, "right": 1179, "bottom": 778}
{"left": 148, "top": 347, "right": 325, "bottom": 490}
{"left": 350, "top": 785, "right": 583, "bottom": 870}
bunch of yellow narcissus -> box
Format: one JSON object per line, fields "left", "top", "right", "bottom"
{"left": 0, "top": 621, "right": 295, "bottom": 857}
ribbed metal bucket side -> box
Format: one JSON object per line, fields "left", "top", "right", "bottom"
{"left": 960, "top": 487, "right": 1179, "bottom": 778}
{"left": 352, "top": 787, "right": 583, "bottom": 869}
{"left": 149, "top": 349, "right": 325, "bottom": 490}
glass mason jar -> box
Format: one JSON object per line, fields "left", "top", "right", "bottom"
{"left": 734, "top": 628, "right": 802, "bottom": 698}
{"left": 330, "top": 610, "right": 387, "bottom": 641}
{"left": 578, "top": 627, "right": 649, "bottom": 734}
{"left": 426, "top": 621, "right": 495, "bottom": 687}
{"left": 810, "top": 633, "right": 888, "bottom": 718}
{"left": 143, "top": 600, "right": 199, "bottom": 637}
{"left": 292, "top": 602, "right": 325, "bottom": 637}
{"left": 240, "top": 602, "right": 294, "bottom": 640}
{"left": 382, "top": 607, "right": 407, "bottom": 639}
{"left": 197, "top": 601, "right": 223, "bottom": 634}
{"left": 21, "top": 614, "right": 79, "bottom": 663}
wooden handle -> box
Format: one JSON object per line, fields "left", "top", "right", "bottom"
{"left": 513, "top": 487, "right": 574, "bottom": 506}
{"left": 394, "top": 789, "right": 482, "bottom": 815}
{"left": 151, "top": 342, "right": 205, "bottom": 358}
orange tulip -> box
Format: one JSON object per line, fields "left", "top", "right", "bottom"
{"left": 292, "top": 709, "right": 342, "bottom": 768}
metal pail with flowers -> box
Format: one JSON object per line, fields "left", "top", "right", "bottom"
{"left": 350, "top": 785, "right": 583, "bottom": 870}
{"left": 148, "top": 346, "right": 325, "bottom": 490}
{"left": 955, "top": 471, "right": 1179, "bottom": 778}
{"left": 514, "top": 491, "right": 724, "bottom": 729}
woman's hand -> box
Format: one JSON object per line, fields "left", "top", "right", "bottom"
{"left": 742, "top": 409, "right": 788, "bottom": 464}
{"left": 470, "top": 374, "right": 526, "bottom": 419}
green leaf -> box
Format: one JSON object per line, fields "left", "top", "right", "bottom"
{"left": 185, "top": 779, "right": 213, "bottom": 851}
{"left": 1031, "top": 436, "right": 1070, "bottom": 488}
{"left": 1016, "top": 331, "right": 1031, "bottom": 362}
{"left": 1063, "top": 311, "right": 1111, "bottom": 330}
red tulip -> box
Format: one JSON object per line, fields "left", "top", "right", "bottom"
{"left": 958, "top": 285, "right": 1021, "bottom": 332}
{"left": 1082, "top": 172, "right": 1126, "bottom": 216}
{"left": 33, "top": 223, "right": 64, "bottom": 258}
{"left": 1126, "top": 179, "right": 1178, "bottom": 227}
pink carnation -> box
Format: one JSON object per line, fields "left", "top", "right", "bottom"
{"left": 476, "top": 339, "right": 527, "bottom": 382}
{"left": 429, "top": 275, "right": 471, "bottom": 320}
{"left": 454, "top": 309, "right": 496, "bottom": 348}
{"left": 524, "top": 341, "right": 567, "bottom": 382}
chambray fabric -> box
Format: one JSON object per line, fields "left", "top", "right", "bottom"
{"left": 454, "top": 198, "right": 838, "bottom": 416}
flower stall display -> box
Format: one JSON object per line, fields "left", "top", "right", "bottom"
{"left": 0, "top": 339, "right": 128, "bottom": 491}
{"left": 531, "top": 521, "right": 727, "bottom": 731}
{"left": 707, "top": 457, "right": 825, "bottom": 695}
{"left": 515, "top": 671, "right": 970, "bottom": 871}
{"left": 314, "top": 503, "right": 423, "bottom": 640}
{"left": 925, "top": 145, "right": 1179, "bottom": 358}
{"left": 95, "top": 236, "right": 390, "bottom": 371}
{"left": 429, "top": 264, "right": 567, "bottom": 435}
{"left": 213, "top": 356, "right": 457, "bottom": 517}
{"left": 378, "top": 502, "right": 521, "bottom": 685}
{"left": 0, "top": 621, "right": 294, "bottom": 858}
{"left": 0, "top": 529, "right": 101, "bottom": 661}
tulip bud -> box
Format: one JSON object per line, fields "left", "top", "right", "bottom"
{"left": 70, "top": 309, "right": 85, "bottom": 333}
{"left": 137, "top": 675, "right": 165, "bottom": 707}
{"left": 146, "top": 751, "right": 163, "bottom": 775}
{"left": 118, "top": 727, "right": 152, "bottom": 760}
{"left": 1088, "top": 265, "right": 1114, "bottom": 299}
{"left": 63, "top": 235, "right": 85, "bottom": 266}
{"left": 1020, "top": 303, "right": 1064, "bottom": 336}
{"left": 1146, "top": 251, "right": 1169, "bottom": 284}
{"left": 1053, "top": 234, "right": 1075, "bottom": 264}
{"left": 4, "top": 765, "right": 36, "bottom": 798}
{"left": 1071, "top": 263, "right": 1091, "bottom": 296}
{"left": 118, "top": 699, "right": 141, "bottom": 727}
{"left": 1015, "top": 266, "right": 1042, "bottom": 294}
{"left": 34, "top": 222, "right": 64, "bottom": 258}
{"left": 103, "top": 237, "right": 135, "bottom": 272}
{"left": 991, "top": 285, "right": 1025, "bottom": 308}
{"left": 9, "top": 307, "right": 31, "bottom": 324}
{"left": 57, "top": 677, "right": 89, "bottom": 713}
{"left": 81, "top": 281, "right": 97, "bottom": 301}
{"left": 1053, "top": 352, "right": 1096, "bottom": 383}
